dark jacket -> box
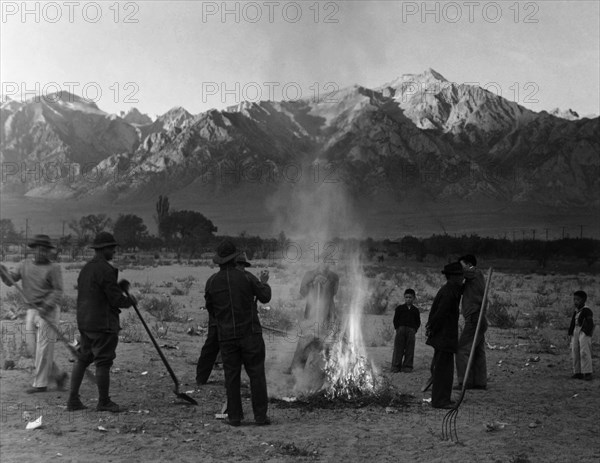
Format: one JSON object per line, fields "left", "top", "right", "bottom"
{"left": 76, "top": 255, "right": 133, "bottom": 333}
{"left": 300, "top": 268, "right": 339, "bottom": 323}
{"left": 205, "top": 265, "right": 271, "bottom": 341}
{"left": 568, "top": 307, "right": 594, "bottom": 337}
{"left": 393, "top": 304, "right": 421, "bottom": 331}
{"left": 425, "top": 281, "right": 461, "bottom": 353}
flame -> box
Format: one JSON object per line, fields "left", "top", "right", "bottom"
{"left": 323, "top": 256, "right": 379, "bottom": 399}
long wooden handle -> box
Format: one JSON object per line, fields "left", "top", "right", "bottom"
{"left": 1, "top": 269, "right": 95, "bottom": 383}
{"left": 126, "top": 292, "right": 180, "bottom": 389}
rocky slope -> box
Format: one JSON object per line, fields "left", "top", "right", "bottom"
{"left": 1, "top": 70, "right": 598, "bottom": 208}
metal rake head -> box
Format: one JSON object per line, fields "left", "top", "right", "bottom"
{"left": 442, "top": 406, "right": 459, "bottom": 442}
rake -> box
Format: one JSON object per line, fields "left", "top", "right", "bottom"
{"left": 441, "top": 267, "right": 493, "bottom": 442}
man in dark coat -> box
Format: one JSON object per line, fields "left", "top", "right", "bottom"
{"left": 205, "top": 241, "right": 271, "bottom": 426}
{"left": 196, "top": 253, "right": 251, "bottom": 385}
{"left": 66, "top": 232, "right": 135, "bottom": 413}
{"left": 425, "top": 262, "right": 463, "bottom": 409}
{"left": 455, "top": 254, "right": 488, "bottom": 390}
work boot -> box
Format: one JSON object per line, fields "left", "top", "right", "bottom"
{"left": 584, "top": 373, "right": 593, "bottom": 381}
{"left": 571, "top": 373, "right": 584, "bottom": 380}
{"left": 96, "top": 399, "right": 121, "bottom": 413}
{"left": 66, "top": 396, "right": 87, "bottom": 411}
{"left": 26, "top": 386, "right": 47, "bottom": 394}
{"left": 255, "top": 417, "right": 271, "bottom": 426}
{"left": 56, "top": 372, "right": 68, "bottom": 391}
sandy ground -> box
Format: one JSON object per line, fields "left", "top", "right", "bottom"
{"left": 1, "top": 262, "right": 599, "bottom": 463}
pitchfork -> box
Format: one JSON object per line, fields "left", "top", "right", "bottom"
{"left": 441, "top": 267, "right": 493, "bottom": 442}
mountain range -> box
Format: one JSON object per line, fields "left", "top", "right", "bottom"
{"left": 1, "top": 69, "right": 598, "bottom": 237}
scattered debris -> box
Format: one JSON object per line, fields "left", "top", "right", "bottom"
{"left": 422, "top": 398, "right": 432, "bottom": 404}
{"left": 141, "top": 371, "right": 148, "bottom": 375}
{"left": 528, "top": 422, "right": 537, "bottom": 428}
{"left": 161, "top": 344, "right": 179, "bottom": 350}
{"left": 485, "top": 421, "right": 508, "bottom": 432}
{"left": 527, "top": 357, "right": 541, "bottom": 362}
{"left": 215, "top": 413, "right": 228, "bottom": 420}
{"left": 185, "top": 390, "right": 194, "bottom": 394}
{"left": 3, "top": 360, "right": 15, "bottom": 370}
{"left": 281, "top": 397, "right": 297, "bottom": 403}
{"left": 487, "top": 343, "right": 509, "bottom": 351}
{"left": 571, "top": 394, "right": 578, "bottom": 399}
{"left": 385, "top": 407, "right": 397, "bottom": 414}
{"left": 97, "top": 426, "right": 108, "bottom": 432}
{"left": 25, "top": 416, "right": 43, "bottom": 430}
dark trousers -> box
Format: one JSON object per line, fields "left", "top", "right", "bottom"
{"left": 70, "top": 330, "right": 118, "bottom": 403}
{"left": 455, "top": 318, "right": 487, "bottom": 387}
{"left": 220, "top": 333, "right": 268, "bottom": 423}
{"left": 196, "top": 325, "right": 220, "bottom": 384}
{"left": 391, "top": 326, "right": 416, "bottom": 371}
{"left": 431, "top": 350, "right": 454, "bottom": 407}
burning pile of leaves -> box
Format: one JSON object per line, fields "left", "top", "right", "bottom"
{"left": 270, "top": 383, "right": 414, "bottom": 411}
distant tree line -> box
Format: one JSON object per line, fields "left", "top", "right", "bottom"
{"left": 1, "top": 199, "right": 599, "bottom": 267}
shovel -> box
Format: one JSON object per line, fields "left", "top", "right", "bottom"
{"left": 123, "top": 287, "right": 197, "bottom": 405}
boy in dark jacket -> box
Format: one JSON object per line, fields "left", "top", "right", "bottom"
{"left": 568, "top": 290, "right": 594, "bottom": 380}
{"left": 391, "top": 289, "right": 421, "bottom": 373}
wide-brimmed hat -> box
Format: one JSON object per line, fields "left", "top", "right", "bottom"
{"left": 28, "top": 234, "right": 55, "bottom": 249}
{"left": 441, "top": 261, "right": 464, "bottom": 275}
{"left": 213, "top": 240, "right": 240, "bottom": 265}
{"left": 236, "top": 252, "right": 251, "bottom": 267}
{"left": 90, "top": 232, "right": 119, "bottom": 249}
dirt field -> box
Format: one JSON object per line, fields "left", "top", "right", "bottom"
{"left": 1, "top": 260, "right": 599, "bottom": 463}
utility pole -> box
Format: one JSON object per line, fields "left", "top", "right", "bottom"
{"left": 562, "top": 227, "right": 565, "bottom": 240}
{"left": 25, "top": 218, "right": 29, "bottom": 257}
{"left": 532, "top": 229, "right": 536, "bottom": 241}
{"left": 545, "top": 228, "right": 549, "bottom": 241}
{"left": 521, "top": 230, "right": 525, "bottom": 240}
{"left": 580, "top": 225, "right": 583, "bottom": 239}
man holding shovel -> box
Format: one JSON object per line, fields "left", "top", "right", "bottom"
{"left": 66, "top": 232, "right": 135, "bottom": 413}
{"left": 0, "top": 234, "right": 67, "bottom": 393}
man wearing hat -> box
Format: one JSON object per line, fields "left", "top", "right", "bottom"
{"left": 0, "top": 235, "right": 67, "bottom": 393}
{"left": 455, "top": 254, "right": 488, "bottom": 390}
{"left": 196, "top": 253, "right": 253, "bottom": 385}
{"left": 205, "top": 241, "right": 271, "bottom": 426}
{"left": 425, "top": 261, "right": 464, "bottom": 409}
{"left": 66, "top": 232, "right": 135, "bottom": 413}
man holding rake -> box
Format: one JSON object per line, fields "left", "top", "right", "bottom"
{"left": 0, "top": 234, "right": 67, "bottom": 394}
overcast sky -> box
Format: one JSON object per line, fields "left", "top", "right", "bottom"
{"left": 1, "top": 0, "right": 599, "bottom": 117}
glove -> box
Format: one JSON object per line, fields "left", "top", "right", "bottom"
{"left": 0, "top": 264, "right": 13, "bottom": 286}
{"left": 118, "top": 279, "right": 131, "bottom": 293}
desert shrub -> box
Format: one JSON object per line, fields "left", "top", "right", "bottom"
{"left": 134, "top": 279, "right": 157, "bottom": 295}
{"left": 527, "top": 328, "right": 562, "bottom": 354}
{"left": 364, "top": 282, "right": 394, "bottom": 315}
{"left": 529, "top": 309, "right": 551, "bottom": 329}
{"left": 487, "top": 298, "right": 519, "bottom": 329}
{"left": 171, "top": 286, "right": 185, "bottom": 296}
{"left": 119, "top": 312, "right": 144, "bottom": 343}
{"left": 1, "top": 291, "right": 24, "bottom": 320}
{"left": 533, "top": 294, "right": 554, "bottom": 308}
{"left": 151, "top": 321, "right": 169, "bottom": 339}
{"left": 378, "top": 324, "right": 395, "bottom": 346}
{"left": 141, "top": 296, "right": 182, "bottom": 322}
{"left": 58, "top": 294, "right": 76, "bottom": 313}
{"left": 258, "top": 300, "right": 298, "bottom": 331}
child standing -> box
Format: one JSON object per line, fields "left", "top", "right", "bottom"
{"left": 391, "top": 289, "right": 421, "bottom": 373}
{"left": 568, "top": 290, "right": 594, "bottom": 381}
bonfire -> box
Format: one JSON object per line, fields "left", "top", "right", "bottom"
{"left": 322, "top": 257, "right": 379, "bottom": 399}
